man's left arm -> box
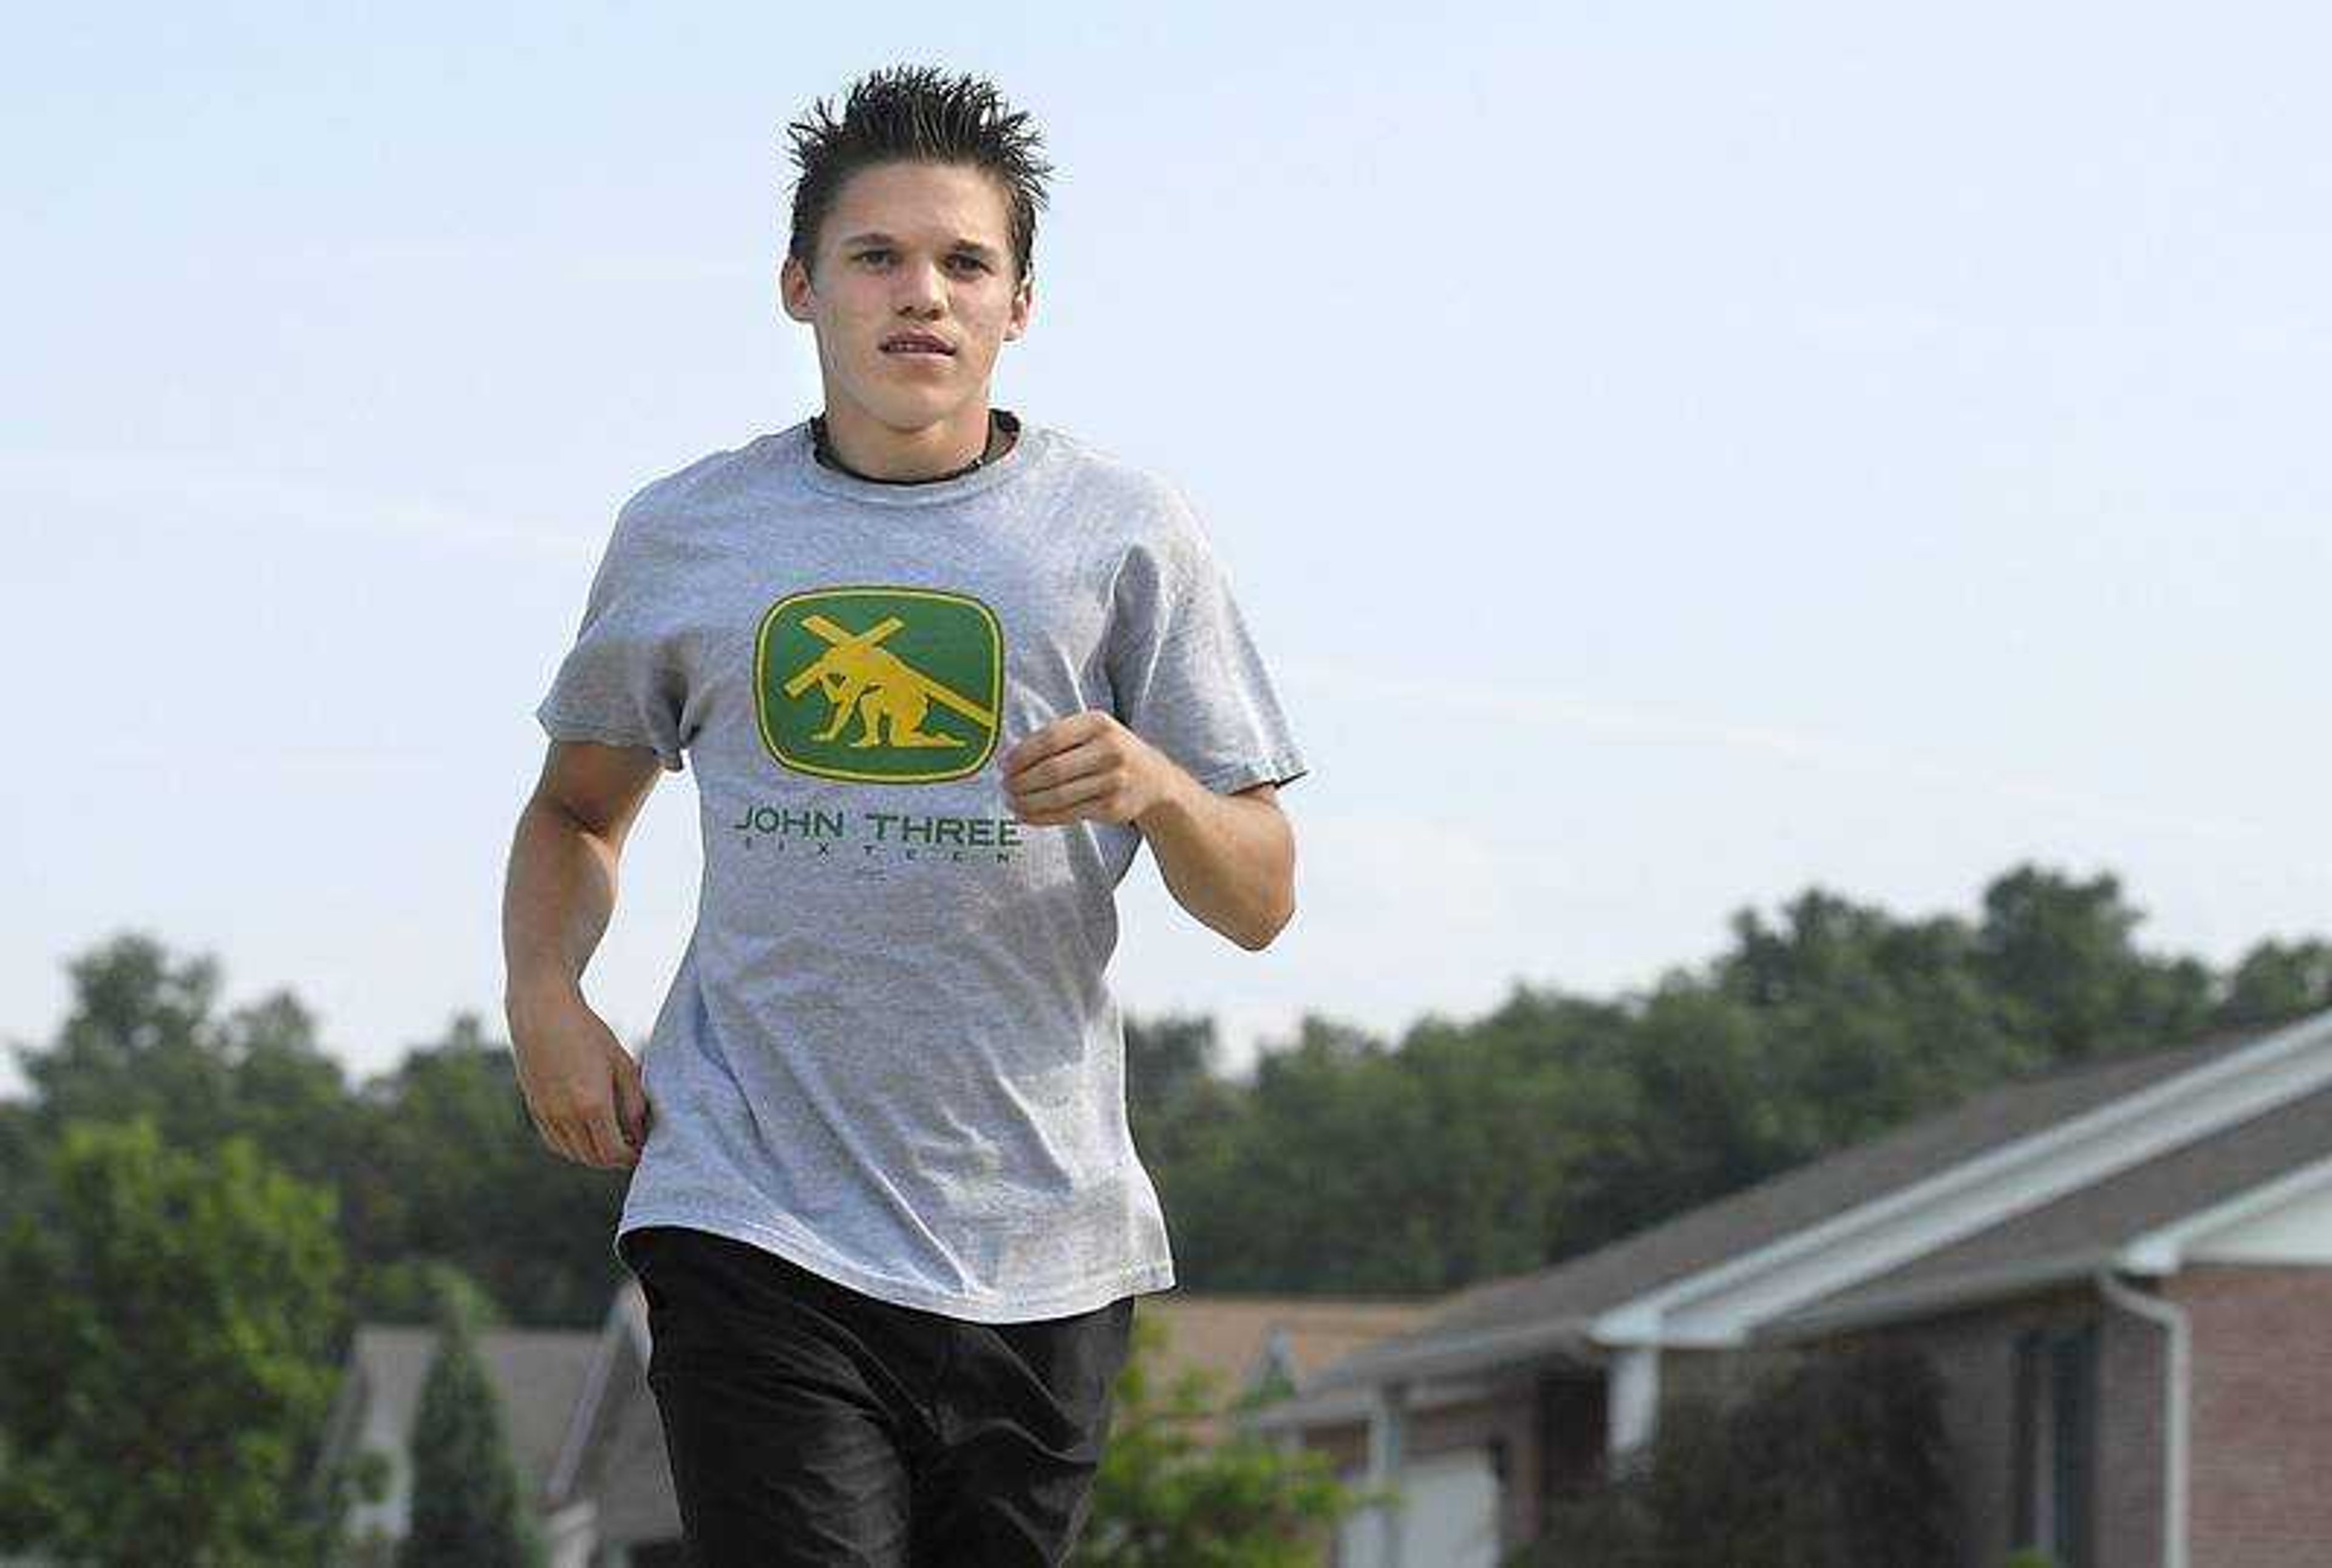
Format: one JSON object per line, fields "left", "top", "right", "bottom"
{"left": 1001, "top": 711, "right": 1296, "bottom": 950}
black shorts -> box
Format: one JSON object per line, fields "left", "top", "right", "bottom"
{"left": 618, "top": 1224, "right": 1137, "bottom": 1567}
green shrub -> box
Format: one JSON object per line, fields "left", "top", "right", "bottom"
{"left": 1511, "top": 1341, "right": 1957, "bottom": 1567}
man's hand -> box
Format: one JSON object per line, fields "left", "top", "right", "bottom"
{"left": 1000, "top": 711, "right": 1176, "bottom": 827}
{"left": 1003, "top": 711, "right": 1296, "bottom": 949}
{"left": 505, "top": 980, "right": 650, "bottom": 1170}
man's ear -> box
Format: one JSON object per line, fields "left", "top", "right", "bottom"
{"left": 1004, "top": 271, "right": 1034, "bottom": 342}
{"left": 779, "top": 254, "right": 813, "bottom": 322}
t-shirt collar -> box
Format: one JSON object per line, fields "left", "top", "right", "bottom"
{"left": 796, "top": 409, "right": 1040, "bottom": 508}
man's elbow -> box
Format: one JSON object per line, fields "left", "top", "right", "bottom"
{"left": 1235, "top": 890, "right": 1297, "bottom": 952}
{"left": 1236, "top": 827, "right": 1300, "bottom": 950}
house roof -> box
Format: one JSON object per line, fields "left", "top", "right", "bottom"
{"left": 1756, "top": 1073, "right": 2332, "bottom": 1341}
{"left": 545, "top": 1283, "right": 651, "bottom": 1507}
{"left": 1139, "top": 1293, "right": 1437, "bottom": 1390}
{"left": 1130, "top": 1293, "right": 1439, "bottom": 1442}
{"left": 1265, "top": 1019, "right": 2287, "bottom": 1414}
{"left": 344, "top": 1321, "right": 602, "bottom": 1507}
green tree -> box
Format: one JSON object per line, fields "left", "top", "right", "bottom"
{"left": 1074, "top": 1309, "right": 1375, "bottom": 1566}
{"left": 394, "top": 1281, "right": 546, "bottom": 1568}
{"left": 1127, "top": 1012, "right": 1249, "bottom": 1174}
{"left": 9, "top": 931, "right": 365, "bottom": 1205}
{"left": 1716, "top": 885, "right": 2037, "bottom": 1143}
{"left": 2221, "top": 938, "right": 2332, "bottom": 1026}
{"left": 1169, "top": 1015, "right": 1439, "bottom": 1294}
{"left": 339, "top": 1012, "right": 630, "bottom": 1328}
{"left": 9, "top": 934, "right": 630, "bottom": 1337}
{"left": 0, "top": 1114, "right": 347, "bottom": 1566}
{"left": 1974, "top": 865, "right": 2215, "bottom": 1061}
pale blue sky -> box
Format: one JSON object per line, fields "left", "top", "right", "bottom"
{"left": 7, "top": 3, "right": 2328, "bottom": 1094}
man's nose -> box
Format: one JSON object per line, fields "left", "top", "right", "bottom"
{"left": 895, "top": 258, "right": 948, "bottom": 313}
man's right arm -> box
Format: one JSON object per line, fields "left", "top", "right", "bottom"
{"left": 500, "top": 738, "right": 666, "bottom": 1170}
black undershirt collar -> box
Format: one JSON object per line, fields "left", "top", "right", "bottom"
{"left": 810, "top": 409, "right": 1020, "bottom": 485}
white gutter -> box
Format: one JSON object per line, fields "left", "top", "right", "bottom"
{"left": 1607, "top": 1345, "right": 1660, "bottom": 1457}
{"left": 2095, "top": 1269, "right": 2187, "bottom": 1568}
{"left": 1366, "top": 1380, "right": 1410, "bottom": 1568}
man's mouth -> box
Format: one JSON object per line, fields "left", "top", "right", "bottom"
{"left": 881, "top": 333, "right": 956, "bottom": 356}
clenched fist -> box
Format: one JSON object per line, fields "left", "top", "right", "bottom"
{"left": 1001, "top": 711, "right": 1178, "bottom": 827}
{"left": 506, "top": 981, "right": 650, "bottom": 1170}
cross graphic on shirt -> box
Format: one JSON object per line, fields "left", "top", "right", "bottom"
{"left": 783, "top": 612, "right": 997, "bottom": 750}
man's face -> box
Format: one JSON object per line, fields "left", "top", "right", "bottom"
{"left": 780, "top": 160, "right": 1032, "bottom": 434}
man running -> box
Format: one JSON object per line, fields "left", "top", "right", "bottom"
{"left": 501, "top": 62, "right": 1307, "bottom": 1566}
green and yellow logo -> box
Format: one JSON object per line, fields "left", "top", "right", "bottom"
{"left": 754, "top": 586, "right": 1003, "bottom": 784}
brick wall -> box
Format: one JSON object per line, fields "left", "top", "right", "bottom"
{"left": 2177, "top": 1262, "right": 2332, "bottom": 1565}
{"left": 1853, "top": 1279, "right": 2164, "bottom": 1568}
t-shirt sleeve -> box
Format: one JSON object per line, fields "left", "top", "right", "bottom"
{"left": 1103, "top": 487, "right": 1309, "bottom": 797}
{"left": 533, "top": 503, "right": 690, "bottom": 772}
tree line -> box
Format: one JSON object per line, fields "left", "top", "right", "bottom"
{"left": 0, "top": 861, "right": 2323, "bottom": 1559}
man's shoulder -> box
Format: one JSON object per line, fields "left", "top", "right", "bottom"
{"left": 619, "top": 429, "right": 789, "bottom": 525}
{"left": 595, "top": 429, "right": 796, "bottom": 571}
{"left": 1037, "top": 422, "right": 1201, "bottom": 536}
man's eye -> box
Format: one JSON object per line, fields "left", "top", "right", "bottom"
{"left": 949, "top": 255, "right": 989, "bottom": 272}
{"left": 856, "top": 250, "right": 892, "bottom": 264}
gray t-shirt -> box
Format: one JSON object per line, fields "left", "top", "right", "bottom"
{"left": 534, "top": 414, "right": 1307, "bottom": 1323}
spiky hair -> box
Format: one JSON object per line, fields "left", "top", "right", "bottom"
{"left": 782, "top": 64, "right": 1055, "bottom": 285}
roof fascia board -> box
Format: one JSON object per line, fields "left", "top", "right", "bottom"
{"left": 2116, "top": 1150, "right": 2332, "bottom": 1273}
{"left": 1301, "top": 1314, "right": 1597, "bottom": 1396}
{"left": 1747, "top": 1249, "right": 2116, "bottom": 1344}
{"left": 1595, "top": 1011, "right": 2332, "bottom": 1346}
{"left": 1247, "top": 1370, "right": 1507, "bottom": 1433}
{"left": 1750, "top": 1157, "right": 2332, "bottom": 1343}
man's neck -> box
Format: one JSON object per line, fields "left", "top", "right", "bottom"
{"left": 814, "top": 402, "right": 1001, "bottom": 483}
{"left": 816, "top": 403, "right": 1017, "bottom": 483}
